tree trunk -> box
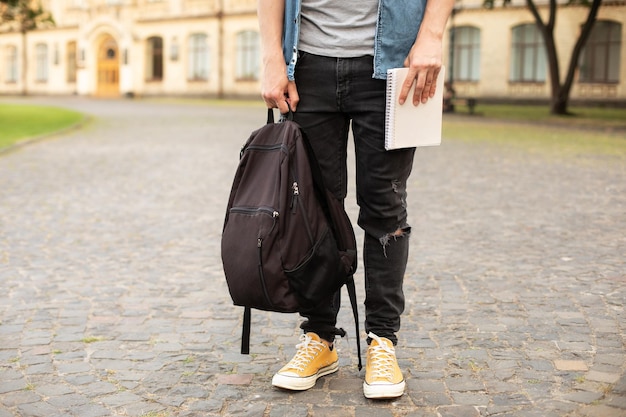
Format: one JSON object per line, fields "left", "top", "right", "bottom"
{"left": 526, "top": 0, "right": 603, "bottom": 115}
{"left": 545, "top": 36, "right": 565, "bottom": 115}
{"left": 550, "top": 96, "right": 568, "bottom": 114}
{"left": 525, "top": 0, "right": 605, "bottom": 115}
{"left": 559, "top": 0, "right": 602, "bottom": 113}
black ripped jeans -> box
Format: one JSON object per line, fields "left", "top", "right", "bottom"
{"left": 293, "top": 52, "right": 415, "bottom": 345}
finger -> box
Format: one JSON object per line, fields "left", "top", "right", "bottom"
{"left": 286, "top": 83, "right": 299, "bottom": 112}
{"left": 413, "top": 72, "right": 428, "bottom": 105}
{"left": 420, "top": 69, "right": 441, "bottom": 103}
{"left": 398, "top": 68, "right": 418, "bottom": 105}
{"left": 420, "top": 77, "right": 433, "bottom": 104}
{"left": 429, "top": 68, "right": 441, "bottom": 98}
{"left": 262, "top": 91, "right": 279, "bottom": 109}
{"left": 421, "top": 80, "right": 433, "bottom": 103}
{"left": 276, "top": 99, "right": 290, "bottom": 115}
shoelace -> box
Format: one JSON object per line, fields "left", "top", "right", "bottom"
{"left": 287, "top": 334, "right": 325, "bottom": 371}
{"left": 368, "top": 332, "right": 396, "bottom": 381}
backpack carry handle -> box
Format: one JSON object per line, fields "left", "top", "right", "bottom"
{"left": 267, "top": 102, "right": 294, "bottom": 125}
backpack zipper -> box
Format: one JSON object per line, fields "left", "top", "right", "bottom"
{"left": 256, "top": 237, "right": 275, "bottom": 308}
{"left": 291, "top": 181, "right": 299, "bottom": 214}
{"left": 230, "top": 206, "right": 278, "bottom": 217}
{"left": 289, "top": 181, "right": 314, "bottom": 245}
{"left": 233, "top": 208, "right": 278, "bottom": 308}
{"left": 242, "top": 143, "right": 288, "bottom": 158}
{"left": 289, "top": 159, "right": 315, "bottom": 244}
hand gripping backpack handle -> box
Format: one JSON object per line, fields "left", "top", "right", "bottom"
{"left": 267, "top": 103, "right": 295, "bottom": 124}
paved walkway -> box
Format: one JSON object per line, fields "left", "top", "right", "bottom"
{"left": 0, "top": 97, "right": 624, "bottom": 417}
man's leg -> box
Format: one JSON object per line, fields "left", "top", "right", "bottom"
{"left": 272, "top": 52, "right": 350, "bottom": 391}
{"left": 343, "top": 55, "right": 415, "bottom": 398}
{"left": 353, "top": 119, "right": 414, "bottom": 399}
{"left": 292, "top": 51, "right": 352, "bottom": 342}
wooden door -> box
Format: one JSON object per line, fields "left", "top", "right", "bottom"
{"left": 96, "top": 36, "right": 119, "bottom": 97}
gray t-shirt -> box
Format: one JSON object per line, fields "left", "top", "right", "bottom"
{"left": 299, "top": 0, "right": 378, "bottom": 58}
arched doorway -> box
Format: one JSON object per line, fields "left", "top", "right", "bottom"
{"left": 96, "top": 35, "right": 119, "bottom": 97}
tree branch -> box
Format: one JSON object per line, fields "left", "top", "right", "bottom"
{"left": 525, "top": 0, "right": 545, "bottom": 28}
{"left": 562, "top": 0, "right": 602, "bottom": 98}
{"left": 547, "top": 0, "right": 557, "bottom": 32}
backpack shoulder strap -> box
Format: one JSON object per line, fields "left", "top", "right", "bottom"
{"left": 241, "top": 307, "right": 251, "bottom": 354}
{"left": 346, "top": 277, "right": 362, "bottom": 370}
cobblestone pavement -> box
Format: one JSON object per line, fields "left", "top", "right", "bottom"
{"left": 0, "top": 97, "right": 624, "bottom": 417}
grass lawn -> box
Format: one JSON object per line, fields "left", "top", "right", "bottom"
{"left": 456, "top": 103, "right": 626, "bottom": 129}
{"left": 443, "top": 104, "right": 626, "bottom": 161}
{"left": 0, "top": 104, "right": 84, "bottom": 150}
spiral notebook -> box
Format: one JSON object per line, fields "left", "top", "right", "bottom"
{"left": 385, "top": 66, "right": 445, "bottom": 150}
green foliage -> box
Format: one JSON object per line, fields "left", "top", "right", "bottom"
{"left": 1, "top": 0, "right": 54, "bottom": 29}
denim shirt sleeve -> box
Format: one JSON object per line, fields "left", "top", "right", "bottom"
{"left": 282, "top": 0, "right": 301, "bottom": 81}
{"left": 373, "top": 0, "right": 428, "bottom": 79}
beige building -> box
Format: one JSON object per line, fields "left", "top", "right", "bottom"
{"left": 0, "top": 0, "right": 624, "bottom": 103}
{"left": 0, "top": 0, "right": 260, "bottom": 98}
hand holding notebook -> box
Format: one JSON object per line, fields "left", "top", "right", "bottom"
{"left": 384, "top": 66, "right": 445, "bottom": 150}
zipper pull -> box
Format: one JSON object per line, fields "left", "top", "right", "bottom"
{"left": 291, "top": 182, "right": 299, "bottom": 213}
{"left": 268, "top": 211, "right": 279, "bottom": 234}
{"left": 257, "top": 238, "right": 262, "bottom": 248}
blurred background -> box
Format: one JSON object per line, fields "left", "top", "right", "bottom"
{"left": 0, "top": 0, "right": 624, "bottom": 112}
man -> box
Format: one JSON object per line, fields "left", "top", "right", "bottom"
{"left": 257, "top": 0, "right": 454, "bottom": 399}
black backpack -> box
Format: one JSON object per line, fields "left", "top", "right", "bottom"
{"left": 221, "top": 109, "right": 361, "bottom": 369}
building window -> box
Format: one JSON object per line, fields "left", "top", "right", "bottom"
{"left": 579, "top": 20, "right": 621, "bottom": 83}
{"left": 146, "top": 36, "right": 163, "bottom": 81}
{"left": 510, "top": 24, "right": 546, "bottom": 83}
{"left": 452, "top": 26, "right": 480, "bottom": 82}
{"left": 187, "top": 33, "right": 209, "bottom": 81}
{"left": 67, "top": 41, "right": 77, "bottom": 83}
{"left": 5, "top": 45, "right": 18, "bottom": 83}
{"left": 236, "top": 30, "right": 259, "bottom": 81}
{"left": 35, "top": 43, "right": 48, "bottom": 82}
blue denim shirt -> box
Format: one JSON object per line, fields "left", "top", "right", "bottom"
{"left": 282, "top": 0, "right": 428, "bottom": 80}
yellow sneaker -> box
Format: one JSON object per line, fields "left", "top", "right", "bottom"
{"left": 363, "top": 332, "right": 405, "bottom": 399}
{"left": 271, "top": 332, "right": 339, "bottom": 391}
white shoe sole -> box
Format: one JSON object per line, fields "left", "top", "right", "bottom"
{"left": 271, "top": 361, "right": 339, "bottom": 391}
{"left": 363, "top": 380, "right": 406, "bottom": 399}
